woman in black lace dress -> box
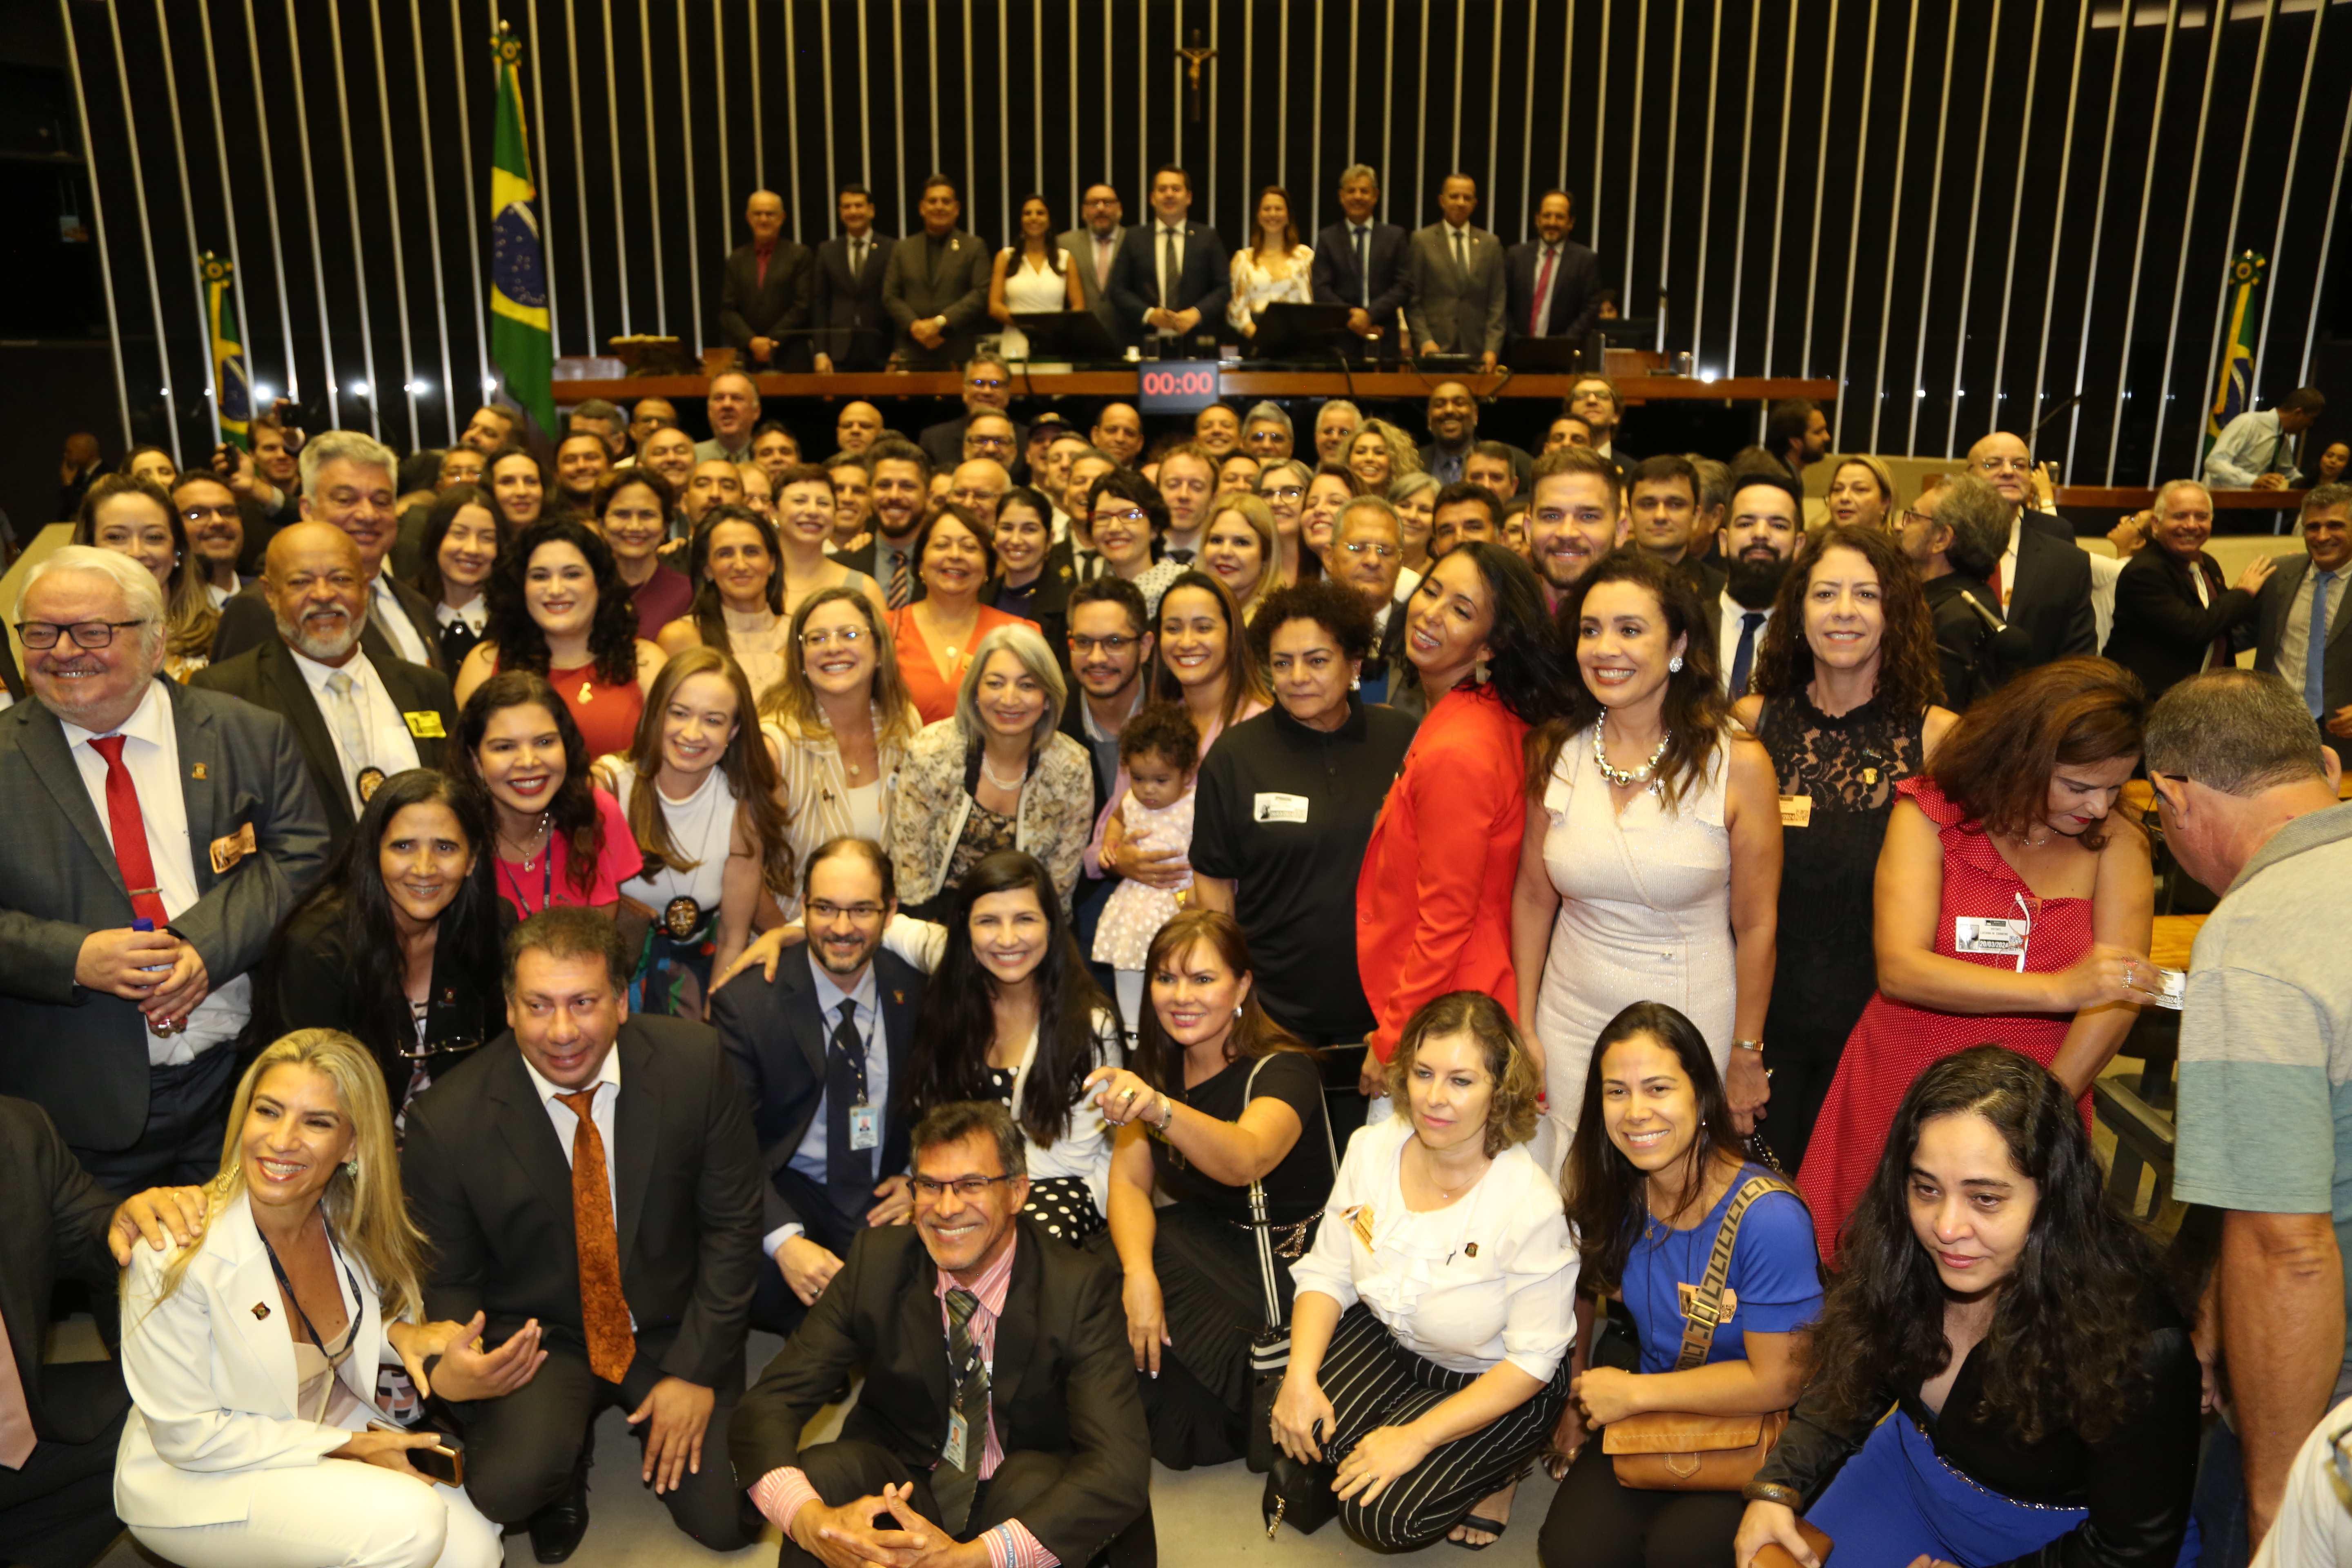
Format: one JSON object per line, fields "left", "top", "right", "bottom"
{"left": 1734, "top": 524, "right": 1957, "bottom": 1169}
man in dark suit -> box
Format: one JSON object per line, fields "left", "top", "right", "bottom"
{"left": 719, "top": 189, "right": 815, "bottom": 373}
{"left": 917, "top": 356, "right": 1029, "bottom": 474}
{"left": 1506, "top": 189, "right": 1602, "bottom": 348}
{"left": 1403, "top": 174, "right": 1508, "bottom": 370}
{"left": 2105, "top": 479, "right": 2277, "bottom": 701}
{"left": 1628, "top": 454, "right": 1726, "bottom": 601}
{"left": 731, "top": 1100, "right": 1152, "bottom": 1568}
{"left": 1311, "top": 164, "right": 1412, "bottom": 360}
{"left": 1418, "top": 381, "right": 1532, "bottom": 488}
{"left": 881, "top": 175, "right": 992, "bottom": 369}
{"left": 833, "top": 439, "right": 933, "bottom": 609}
{"left": 189, "top": 524, "right": 455, "bottom": 857}
{"left": 712, "top": 837, "right": 925, "bottom": 1336}
{"left": 811, "top": 184, "right": 896, "bottom": 374}
{"left": 403, "top": 906, "right": 763, "bottom": 1563}
{"left": 212, "top": 430, "right": 441, "bottom": 672}
{"left": 2252, "top": 486, "right": 2352, "bottom": 739}
{"left": 0, "top": 547, "right": 329, "bottom": 1196}
{"left": 1108, "top": 164, "right": 1231, "bottom": 350}
{"left": 1059, "top": 183, "right": 1129, "bottom": 344}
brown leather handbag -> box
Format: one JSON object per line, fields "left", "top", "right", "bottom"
{"left": 1601, "top": 1174, "right": 1797, "bottom": 1491}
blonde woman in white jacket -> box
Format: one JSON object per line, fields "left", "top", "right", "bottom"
{"left": 117, "top": 1029, "right": 543, "bottom": 1568}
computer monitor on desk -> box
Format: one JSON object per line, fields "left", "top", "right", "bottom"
{"left": 1010, "top": 311, "right": 1127, "bottom": 364}
{"left": 1247, "top": 302, "right": 1354, "bottom": 362}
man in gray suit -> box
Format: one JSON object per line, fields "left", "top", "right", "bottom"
{"left": 1403, "top": 174, "right": 1508, "bottom": 371}
{"left": 1058, "top": 183, "right": 1128, "bottom": 343}
{"left": 0, "top": 546, "right": 329, "bottom": 1195}
{"left": 2253, "top": 483, "right": 2352, "bottom": 741}
{"left": 880, "top": 174, "right": 993, "bottom": 369}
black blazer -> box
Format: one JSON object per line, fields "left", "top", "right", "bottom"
{"left": 401, "top": 1020, "right": 764, "bottom": 1388}
{"left": 1504, "top": 237, "right": 1602, "bottom": 342}
{"left": 728, "top": 1219, "right": 1150, "bottom": 1566}
{"left": 211, "top": 573, "right": 444, "bottom": 674}
{"left": 189, "top": 640, "right": 456, "bottom": 855}
{"left": 0, "top": 636, "right": 20, "bottom": 702}
{"left": 880, "top": 229, "right": 993, "bottom": 367}
{"left": 0, "top": 1095, "right": 127, "bottom": 1443}
{"left": 919, "top": 413, "right": 1031, "bottom": 476}
{"left": 1310, "top": 219, "right": 1412, "bottom": 327}
{"left": 2103, "top": 546, "right": 2260, "bottom": 701}
{"left": 2004, "top": 524, "right": 2099, "bottom": 670}
{"left": 1107, "top": 220, "right": 1233, "bottom": 343}
{"left": 711, "top": 943, "right": 927, "bottom": 1236}
{"left": 811, "top": 232, "right": 897, "bottom": 369}
{"left": 719, "top": 240, "right": 815, "bottom": 372}
{"left": 2253, "top": 552, "right": 2352, "bottom": 719}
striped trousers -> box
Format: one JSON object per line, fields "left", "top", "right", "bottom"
{"left": 1317, "top": 1301, "right": 1574, "bottom": 1551}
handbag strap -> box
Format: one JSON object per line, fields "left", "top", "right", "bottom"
{"left": 1669, "top": 1174, "right": 1796, "bottom": 1372}
{"left": 1243, "top": 1055, "right": 1285, "bottom": 1331}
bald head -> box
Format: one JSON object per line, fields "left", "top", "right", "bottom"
{"left": 948, "top": 458, "right": 1010, "bottom": 524}
{"left": 746, "top": 189, "right": 785, "bottom": 243}
{"left": 1967, "top": 431, "right": 2035, "bottom": 510}
{"left": 264, "top": 522, "right": 368, "bottom": 664}
{"left": 836, "top": 401, "right": 884, "bottom": 454}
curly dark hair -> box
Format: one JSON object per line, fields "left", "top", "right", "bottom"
{"left": 1802, "top": 1045, "right": 2182, "bottom": 1447}
{"left": 1536, "top": 548, "right": 1731, "bottom": 814}
{"left": 1430, "top": 540, "right": 1571, "bottom": 731}
{"left": 1247, "top": 577, "right": 1380, "bottom": 666}
{"left": 449, "top": 670, "right": 615, "bottom": 902}
{"left": 482, "top": 516, "right": 641, "bottom": 686}
{"left": 1929, "top": 656, "right": 2147, "bottom": 850}
{"left": 1748, "top": 522, "right": 1946, "bottom": 713}
{"left": 1118, "top": 701, "right": 1203, "bottom": 775}
{"left": 684, "top": 504, "right": 786, "bottom": 654}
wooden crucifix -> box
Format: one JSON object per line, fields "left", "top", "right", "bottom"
{"left": 1177, "top": 29, "right": 1216, "bottom": 122}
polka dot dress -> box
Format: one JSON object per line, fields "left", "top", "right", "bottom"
{"left": 985, "top": 1066, "right": 1105, "bottom": 1245}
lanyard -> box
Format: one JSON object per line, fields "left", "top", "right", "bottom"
{"left": 259, "top": 1218, "right": 365, "bottom": 1366}
{"left": 500, "top": 848, "right": 553, "bottom": 914}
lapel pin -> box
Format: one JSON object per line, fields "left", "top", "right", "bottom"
{"left": 1464, "top": 1242, "right": 1479, "bottom": 1258}
{"left": 893, "top": 989, "right": 906, "bottom": 1005}
{"left": 251, "top": 1302, "right": 271, "bottom": 1319}
{"left": 191, "top": 763, "right": 208, "bottom": 780}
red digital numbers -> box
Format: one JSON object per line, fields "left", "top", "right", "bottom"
{"left": 1139, "top": 369, "right": 1217, "bottom": 396}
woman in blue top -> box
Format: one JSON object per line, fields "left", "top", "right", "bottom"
{"left": 1538, "top": 1001, "right": 1821, "bottom": 1568}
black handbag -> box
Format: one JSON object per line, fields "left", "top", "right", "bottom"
{"left": 1242, "top": 1057, "right": 1339, "bottom": 1476}
{"left": 1260, "top": 1422, "right": 1340, "bottom": 1538}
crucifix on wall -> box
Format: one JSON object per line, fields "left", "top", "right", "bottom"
{"left": 1177, "top": 29, "right": 1215, "bottom": 122}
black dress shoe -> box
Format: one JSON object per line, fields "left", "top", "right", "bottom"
{"left": 528, "top": 1450, "right": 592, "bottom": 1564}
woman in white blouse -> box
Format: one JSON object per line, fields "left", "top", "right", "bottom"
{"left": 1229, "top": 185, "right": 1316, "bottom": 340}
{"left": 1271, "top": 991, "right": 1576, "bottom": 1552}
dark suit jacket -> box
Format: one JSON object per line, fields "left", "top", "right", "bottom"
{"left": 211, "top": 572, "right": 444, "bottom": 673}
{"left": 1403, "top": 223, "right": 1508, "bottom": 356}
{"left": 812, "top": 232, "right": 897, "bottom": 369}
{"left": 1107, "top": 220, "right": 1233, "bottom": 345}
{"left": 1673, "top": 552, "right": 1728, "bottom": 604}
{"left": 0, "top": 679, "right": 330, "bottom": 1149}
{"left": 2253, "top": 553, "right": 2352, "bottom": 719}
{"left": 1057, "top": 224, "right": 1129, "bottom": 341}
{"left": 1418, "top": 439, "right": 1534, "bottom": 488}
{"left": 189, "top": 640, "right": 456, "bottom": 855}
{"left": 919, "top": 414, "right": 1031, "bottom": 476}
{"left": 880, "top": 230, "right": 993, "bottom": 367}
{"left": 728, "top": 1219, "right": 1150, "bottom": 1566}
{"left": 402, "top": 1019, "right": 764, "bottom": 1388}
{"left": 1310, "top": 220, "right": 1412, "bottom": 331}
{"left": 0, "top": 637, "right": 21, "bottom": 702}
{"left": 0, "top": 1094, "right": 128, "bottom": 1442}
{"left": 1505, "top": 237, "right": 1602, "bottom": 342}
{"left": 719, "top": 240, "right": 815, "bottom": 372}
{"left": 2103, "top": 546, "right": 2261, "bottom": 701}
{"left": 2004, "top": 524, "right": 2099, "bottom": 670}
{"left": 711, "top": 944, "right": 927, "bottom": 1236}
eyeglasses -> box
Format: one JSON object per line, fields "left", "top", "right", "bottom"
{"left": 2139, "top": 771, "right": 2192, "bottom": 852}
{"left": 1976, "top": 457, "right": 2034, "bottom": 474}
{"left": 1091, "top": 508, "right": 1149, "bottom": 528}
{"left": 911, "top": 1174, "right": 1017, "bottom": 1200}
{"left": 805, "top": 899, "right": 887, "bottom": 921}
{"left": 966, "top": 377, "right": 1007, "bottom": 392}
{"left": 1342, "top": 541, "right": 1399, "bottom": 559}
{"left": 798, "top": 627, "right": 869, "bottom": 649}
{"left": 1068, "top": 634, "right": 1140, "bottom": 655}
{"left": 1260, "top": 484, "right": 1305, "bottom": 501}
{"left": 18, "top": 619, "right": 148, "bottom": 650}
{"left": 967, "top": 435, "right": 1014, "bottom": 451}
{"left": 181, "top": 504, "right": 240, "bottom": 524}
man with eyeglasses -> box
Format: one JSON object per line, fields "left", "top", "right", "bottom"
{"left": 711, "top": 836, "right": 926, "bottom": 1337}
{"left": 1961, "top": 432, "right": 2098, "bottom": 671}
{"left": 733, "top": 1099, "right": 1152, "bottom": 1568}
{"left": 0, "top": 545, "right": 329, "bottom": 1197}
{"left": 1058, "top": 575, "right": 1154, "bottom": 987}
{"left": 919, "top": 356, "right": 1029, "bottom": 476}
{"left": 1058, "top": 183, "right": 1129, "bottom": 343}
{"left": 959, "top": 412, "right": 1021, "bottom": 474}
{"left": 2149, "top": 669, "right": 2352, "bottom": 1564}
{"left": 170, "top": 472, "right": 246, "bottom": 606}
{"left": 1241, "top": 402, "right": 1293, "bottom": 460}
{"left": 946, "top": 459, "right": 1009, "bottom": 529}
{"left": 1335, "top": 498, "right": 1414, "bottom": 704}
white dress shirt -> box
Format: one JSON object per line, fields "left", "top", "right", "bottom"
{"left": 1715, "top": 592, "right": 1774, "bottom": 695}
{"left": 435, "top": 597, "right": 488, "bottom": 638}
{"left": 519, "top": 1046, "right": 633, "bottom": 1327}
{"left": 770, "top": 961, "right": 885, "bottom": 1254}
{"left": 60, "top": 681, "right": 251, "bottom": 1064}
{"left": 1998, "top": 517, "right": 2023, "bottom": 612}
{"left": 368, "top": 573, "right": 431, "bottom": 666}
{"left": 287, "top": 648, "right": 421, "bottom": 814}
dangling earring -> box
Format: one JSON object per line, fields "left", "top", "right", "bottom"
{"left": 1668, "top": 655, "right": 1684, "bottom": 673}
{"left": 1350, "top": 675, "right": 1361, "bottom": 691}
{"left": 1473, "top": 657, "right": 1490, "bottom": 684}
{"left": 1233, "top": 1004, "right": 1243, "bottom": 1019}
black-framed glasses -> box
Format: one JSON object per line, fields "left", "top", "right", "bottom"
{"left": 805, "top": 899, "right": 886, "bottom": 922}
{"left": 1068, "top": 633, "right": 1140, "bottom": 655}
{"left": 2139, "top": 771, "right": 2192, "bottom": 850}
{"left": 910, "top": 1174, "right": 1016, "bottom": 1200}
{"left": 18, "top": 619, "right": 148, "bottom": 650}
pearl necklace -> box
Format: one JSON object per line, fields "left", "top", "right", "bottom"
{"left": 980, "top": 756, "right": 1027, "bottom": 792}
{"left": 1592, "top": 721, "right": 1672, "bottom": 793}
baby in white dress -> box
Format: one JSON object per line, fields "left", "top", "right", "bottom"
{"left": 1092, "top": 703, "right": 1202, "bottom": 1038}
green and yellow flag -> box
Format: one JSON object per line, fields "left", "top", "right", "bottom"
{"left": 2203, "top": 251, "right": 2267, "bottom": 466}
{"left": 488, "top": 23, "right": 555, "bottom": 438}
{"left": 203, "top": 251, "right": 250, "bottom": 450}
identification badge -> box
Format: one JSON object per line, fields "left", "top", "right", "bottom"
{"left": 849, "top": 1101, "right": 880, "bottom": 1152}
{"left": 1953, "top": 915, "right": 2030, "bottom": 971}
{"left": 403, "top": 710, "right": 446, "bottom": 739}
{"left": 2131, "top": 964, "right": 2187, "bottom": 1011}
{"left": 208, "top": 821, "right": 258, "bottom": 874}
{"left": 942, "top": 1408, "right": 969, "bottom": 1470}
{"left": 1253, "top": 791, "right": 1310, "bottom": 823}
{"left": 1348, "top": 1204, "right": 1376, "bottom": 1249}
{"left": 1778, "top": 795, "right": 1812, "bottom": 828}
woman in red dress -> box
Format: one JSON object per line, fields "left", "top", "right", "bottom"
{"left": 1797, "top": 658, "right": 2154, "bottom": 1261}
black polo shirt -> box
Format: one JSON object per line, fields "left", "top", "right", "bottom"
{"left": 1191, "top": 695, "right": 1418, "bottom": 1040}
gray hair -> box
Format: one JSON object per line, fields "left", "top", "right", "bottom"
{"left": 298, "top": 429, "right": 398, "bottom": 497}
{"left": 955, "top": 622, "right": 1067, "bottom": 748}
{"left": 1339, "top": 163, "right": 1379, "bottom": 188}
{"left": 1316, "top": 399, "right": 1363, "bottom": 430}
{"left": 2145, "top": 669, "right": 2328, "bottom": 795}
{"left": 1934, "top": 474, "right": 2009, "bottom": 579}
{"left": 1257, "top": 459, "right": 1314, "bottom": 492}
{"left": 910, "top": 1099, "right": 1028, "bottom": 1179}
{"left": 1339, "top": 494, "right": 1402, "bottom": 536}
{"left": 1243, "top": 401, "right": 1294, "bottom": 439}
{"left": 16, "top": 544, "right": 169, "bottom": 663}
{"left": 2301, "top": 483, "right": 2352, "bottom": 525}
{"left": 570, "top": 397, "right": 621, "bottom": 427}
{"left": 2156, "top": 478, "right": 2214, "bottom": 516}
{"left": 1388, "top": 471, "right": 1441, "bottom": 506}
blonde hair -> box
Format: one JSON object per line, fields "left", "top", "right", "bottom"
{"left": 1206, "top": 493, "right": 1285, "bottom": 618}
{"left": 757, "top": 584, "right": 922, "bottom": 751}
{"left": 1352, "top": 418, "right": 1426, "bottom": 481}
{"left": 152, "top": 1030, "right": 428, "bottom": 1323}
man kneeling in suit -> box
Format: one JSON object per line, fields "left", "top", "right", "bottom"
{"left": 733, "top": 1100, "right": 1154, "bottom": 1568}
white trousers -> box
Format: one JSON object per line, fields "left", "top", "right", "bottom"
{"left": 129, "top": 1458, "right": 502, "bottom": 1568}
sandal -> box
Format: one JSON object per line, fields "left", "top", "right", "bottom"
{"left": 1449, "top": 1514, "right": 1509, "bottom": 1551}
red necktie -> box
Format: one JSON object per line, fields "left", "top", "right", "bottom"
{"left": 89, "top": 735, "right": 169, "bottom": 928}
{"left": 755, "top": 242, "right": 775, "bottom": 290}
{"left": 1989, "top": 555, "right": 2004, "bottom": 610}
{"left": 557, "top": 1089, "right": 636, "bottom": 1383}
{"left": 0, "top": 1303, "right": 35, "bottom": 1469}
{"left": 1530, "top": 246, "right": 1557, "bottom": 336}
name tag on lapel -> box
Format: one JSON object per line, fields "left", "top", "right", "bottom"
{"left": 403, "top": 710, "right": 446, "bottom": 739}
{"left": 208, "top": 822, "right": 257, "bottom": 874}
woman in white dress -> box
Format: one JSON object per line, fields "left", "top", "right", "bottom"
{"left": 1229, "top": 185, "right": 1315, "bottom": 340}
{"left": 1507, "top": 549, "right": 1781, "bottom": 1163}
{"left": 989, "top": 195, "right": 1085, "bottom": 361}
{"left": 654, "top": 504, "right": 795, "bottom": 701}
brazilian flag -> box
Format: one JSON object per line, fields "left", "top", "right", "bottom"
{"left": 488, "top": 24, "right": 555, "bottom": 438}
{"left": 2202, "top": 252, "right": 2267, "bottom": 466}
{"left": 204, "top": 251, "right": 250, "bottom": 450}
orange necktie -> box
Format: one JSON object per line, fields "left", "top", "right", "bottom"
{"left": 557, "top": 1089, "right": 635, "bottom": 1383}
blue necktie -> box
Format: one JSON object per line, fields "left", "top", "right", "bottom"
{"left": 1731, "top": 612, "right": 1765, "bottom": 698}
{"left": 2307, "top": 570, "right": 2333, "bottom": 720}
